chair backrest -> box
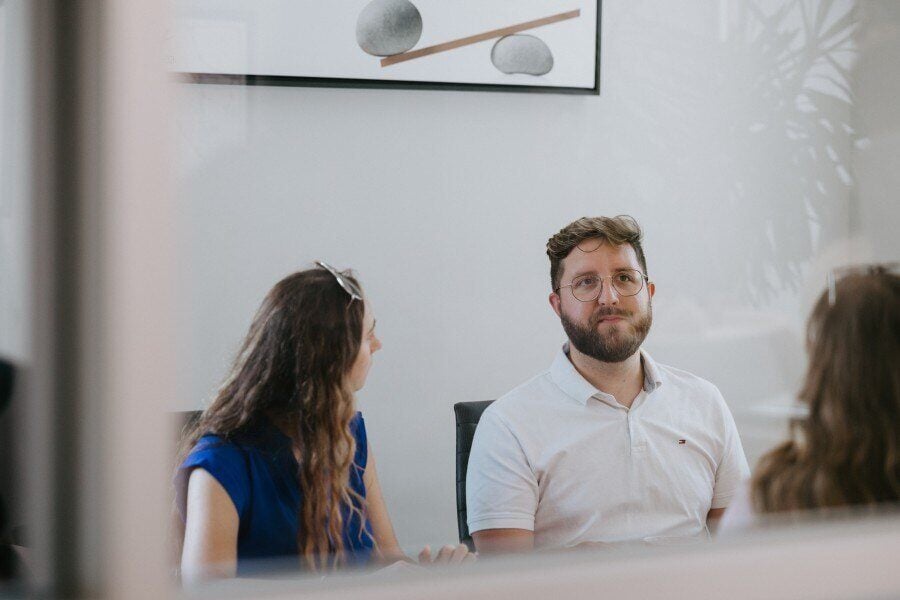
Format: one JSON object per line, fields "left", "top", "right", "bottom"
{"left": 0, "top": 359, "right": 18, "bottom": 581}
{"left": 179, "top": 410, "right": 202, "bottom": 430}
{"left": 453, "top": 400, "right": 494, "bottom": 550}
{"left": 0, "top": 359, "right": 13, "bottom": 415}
{"left": 175, "top": 410, "right": 202, "bottom": 448}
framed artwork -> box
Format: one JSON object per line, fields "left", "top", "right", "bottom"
{"left": 173, "top": 0, "right": 601, "bottom": 94}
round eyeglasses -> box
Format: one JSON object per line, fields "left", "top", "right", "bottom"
{"left": 555, "top": 269, "right": 649, "bottom": 302}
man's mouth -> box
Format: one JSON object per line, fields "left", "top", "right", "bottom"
{"left": 591, "top": 311, "right": 630, "bottom": 327}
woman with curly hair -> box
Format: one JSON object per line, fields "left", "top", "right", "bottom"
{"left": 720, "top": 265, "right": 900, "bottom": 531}
{"left": 175, "top": 263, "right": 472, "bottom": 581}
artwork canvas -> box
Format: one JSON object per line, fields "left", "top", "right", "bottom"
{"left": 173, "top": 0, "right": 601, "bottom": 94}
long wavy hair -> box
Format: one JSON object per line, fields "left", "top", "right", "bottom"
{"left": 752, "top": 266, "right": 900, "bottom": 513}
{"left": 176, "top": 267, "right": 370, "bottom": 571}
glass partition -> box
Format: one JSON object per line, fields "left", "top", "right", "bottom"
{"left": 4, "top": 0, "right": 899, "bottom": 597}
{"left": 173, "top": 3, "right": 899, "bottom": 582}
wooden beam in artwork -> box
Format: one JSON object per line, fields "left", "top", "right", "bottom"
{"left": 380, "top": 9, "right": 581, "bottom": 67}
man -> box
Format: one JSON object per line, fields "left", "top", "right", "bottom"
{"left": 466, "top": 216, "right": 749, "bottom": 554}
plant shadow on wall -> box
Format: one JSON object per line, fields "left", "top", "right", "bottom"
{"left": 613, "top": 0, "right": 861, "bottom": 305}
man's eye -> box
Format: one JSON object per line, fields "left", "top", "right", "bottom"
{"left": 618, "top": 273, "right": 636, "bottom": 283}
{"left": 575, "top": 277, "right": 597, "bottom": 288}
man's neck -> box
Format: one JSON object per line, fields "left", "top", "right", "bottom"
{"left": 567, "top": 345, "right": 644, "bottom": 409}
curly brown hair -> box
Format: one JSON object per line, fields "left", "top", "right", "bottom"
{"left": 546, "top": 215, "right": 648, "bottom": 290}
{"left": 175, "top": 267, "right": 371, "bottom": 571}
{"left": 752, "top": 266, "right": 900, "bottom": 513}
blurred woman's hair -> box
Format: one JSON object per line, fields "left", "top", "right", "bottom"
{"left": 752, "top": 265, "right": 900, "bottom": 513}
{"left": 175, "top": 268, "right": 369, "bottom": 571}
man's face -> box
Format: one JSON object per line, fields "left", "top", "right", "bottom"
{"left": 549, "top": 239, "right": 655, "bottom": 363}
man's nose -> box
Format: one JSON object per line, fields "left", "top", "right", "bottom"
{"left": 597, "top": 278, "right": 619, "bottom": 305}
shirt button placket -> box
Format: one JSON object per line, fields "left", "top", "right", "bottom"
{"left": 628, "top": 410, "right": 646, "bottom": 454}
{"left": 626, "top": 409, "right": 634, "bottom": 454}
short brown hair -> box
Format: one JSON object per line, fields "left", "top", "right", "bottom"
{"left": 546, "top": 215, "right": 647, "bottom": 290}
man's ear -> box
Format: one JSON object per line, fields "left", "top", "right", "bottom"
{"left": 549, "top": 292, "right": 562, "bottom": 317}
{"left": 647, "top": 280, "right": 656, "bottom": 300}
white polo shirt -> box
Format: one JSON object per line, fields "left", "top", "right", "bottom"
{"left": 466, "top": 345, "right": 750, "bottom": 548}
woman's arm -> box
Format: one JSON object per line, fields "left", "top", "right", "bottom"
{"left": 181, "top": 468, "right": 240, "bottom": 583}
{"left": 363, "top": 443, "right": 474, "bottom": 567}
{"left": 363, "top": 444, "right": 407, "bottom": 564}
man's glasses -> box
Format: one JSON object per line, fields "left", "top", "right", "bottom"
{"left": 315, "top": 261, "right": 362, "bottom": 303}
{"left": 555, "top": 269, "right": 649, "bottom": 302}
{"left": 826, "top": 262, "right": 899, "bottom": 306}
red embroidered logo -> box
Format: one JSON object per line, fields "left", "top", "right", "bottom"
{"left": 678, "top": 439, "right": 687, "bottom": 445}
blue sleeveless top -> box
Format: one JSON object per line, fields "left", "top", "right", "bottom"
{"left": 176, "top": 412, "right": 375, "bottom": 575}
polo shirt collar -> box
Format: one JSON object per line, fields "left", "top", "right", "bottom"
{"left": 550, "top": 343, "right": 664, "bottom": 406}
{"left": 641, "top": 350, "right": 664, "bottom": 393}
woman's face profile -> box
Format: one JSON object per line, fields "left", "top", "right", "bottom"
{"left": 347, "top": 300, "right": 381, "bottom": 391}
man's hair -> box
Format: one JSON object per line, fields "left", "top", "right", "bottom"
{"left": 546, "top": 215, "right": 648, "bottom": 290}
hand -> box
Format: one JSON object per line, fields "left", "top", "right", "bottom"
{"left": 417, "top": 544, "right": 477, "bottom": 566}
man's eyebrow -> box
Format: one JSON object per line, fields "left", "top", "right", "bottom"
{"left": 571, "top": 266, "right": 637, "bottom": 278}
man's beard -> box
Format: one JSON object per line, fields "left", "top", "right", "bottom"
{"left": 560, "top": 304, "right": 653, "bottom": 363}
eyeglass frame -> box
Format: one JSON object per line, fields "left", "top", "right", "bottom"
{"left": 554, "top": 269, "right": 650, "bottom": 303}
{"left": 315, "top": 260, "right": 362, "bottom": 303}
{"left": 826, "top": 262, "right": 899, "bottom": 306}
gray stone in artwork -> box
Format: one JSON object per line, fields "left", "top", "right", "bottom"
{"left": 356, "top": 0, "right": 423, "bottom": 57}
{"left": 491, "top": 34, "right": 554, "bottom": 76}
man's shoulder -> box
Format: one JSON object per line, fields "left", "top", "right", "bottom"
{"left": 653, "top": 360, "right": 727, "bottom": 407}
{"left": 484, "top": 369, "right": 559, "bottom": 421}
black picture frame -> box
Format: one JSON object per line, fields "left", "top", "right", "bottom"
{"left": 175, "top": 1, "right": 601, "bottom": 95}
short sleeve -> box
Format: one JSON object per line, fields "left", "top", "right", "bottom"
{"left": 717, "top": 480, "right": 758, "bottom": 535}
{"left": 176, "top": 436, "right": 251, "bottom": 521}
{"left": 465, "top": 409, "right": 539, "bottom": 533}
{"left": 711, "top": 390, "right": 751, "bottom": 509}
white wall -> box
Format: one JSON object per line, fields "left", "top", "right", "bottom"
{"left": 0, "top": 0, "right": 31, "bottom": 538}
{"left": 854, "top": 2, "right": 900, "bottom": 262}
{"left": 0, "top": 0, "right": 31, "bottom": 363}
{"left": 174, "top": 0, "right": 880, "bottom": 551}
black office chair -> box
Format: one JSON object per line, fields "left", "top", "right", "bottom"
{"left": 177, "top": 410, "right": 202, "bottom": 433}
{"left": 174, "top": 410, "right": 203, "bottom": 451}
{"left": 453, "top": 400, "right": 494, "bottom": 550}
{"left": 0, "top": 360, "right": 12, "bottom": 415}
{"left": 0, "top": 359, "right": 20, "bottom": 582}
